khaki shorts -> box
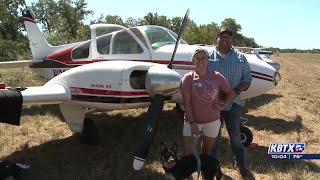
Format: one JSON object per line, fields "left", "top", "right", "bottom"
{"left": 183, "top": 120, "right": 221, "bottom": 138}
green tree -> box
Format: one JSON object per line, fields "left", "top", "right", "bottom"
{"left": 90, "top": 14, "right": 105, "bottom": 24}
{"left": 105, "top": 15, "right": 124, "bottom": 25}
{"left": 124, "top": 17, "right": 139, "bottom": 27}
{"left": 184, "top": 20, "right": 199, "bottom": 44}
{"left": 30, "top": 0, "right": 59, "bottom": 33}
{"left": 220, "top": 18, "right": 242, "bottom": 33}
{"left": 220, "top": 18, "right": 244, "bottom": 46}
{"left": 0, "top": 0, "right": 25, "bottom": 40}
{"left": 142, "top": 12, "right": 157, "bottom": 25}
{"left": 0, "top": 0, "right": 30, "bottom": 61}
{"left": 169, "top": 17, "right": 182, "bottom": 34}
{"left": 243, "top": 37, "right": 258, "bottom": 47}
{"left": 30, "top": 0, "right": 93, "bottom": 43}
{"left": 142, "top": 13, "right": 170, "bottom": 28}
{"left": 198, "top": 22, "right": 219, "bottom": 45}
{"left": 57, "top": 0, "right": 93, "bottom": 41}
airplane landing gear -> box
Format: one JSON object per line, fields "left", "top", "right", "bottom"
{"left": 240, "top": 125, "right": 253, "bottom": 147}
{"left": 80, "top": 118, "right": 100, "bottom": 145}
{"left": 240, "top": 117, "right": 253, "bottom": 147}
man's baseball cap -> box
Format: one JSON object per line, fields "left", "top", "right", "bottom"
{"left": 217, "top": 27, "right": 233, "bottom": 37}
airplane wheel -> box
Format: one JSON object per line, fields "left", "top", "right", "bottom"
{"left": 80, "top": 118, "right": 100, "bottom": 145}
{"left": 175, "top": 103, "right": 185, "bottom": 113}
{"left": 240, "top": 125, "right": 253, "bottom": 147}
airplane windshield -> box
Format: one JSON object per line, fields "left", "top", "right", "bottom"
{"left": 142, "top": 26, "right": 188, "bottom": 50}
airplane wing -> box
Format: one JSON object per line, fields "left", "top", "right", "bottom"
{"left": 18, "top": 85, "right": 71, "bottom": 105}
{"left": 258, "top": 46, "right": 272, "bottom": 50}
{"left": 234, "top": 46, "right": 253, "bottom": 52}
{"left": 0, "top": 60, "right": 43, "bottom": 68}
{"left": 0, "top": 84, "right": 71, "bottom": 125}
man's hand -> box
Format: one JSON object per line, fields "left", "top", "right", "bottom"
{"left": 190, "top": 122, "right": 199, "bottom": 135}
{"left": 212, "top": 101, "right": 225, "bottom": 111}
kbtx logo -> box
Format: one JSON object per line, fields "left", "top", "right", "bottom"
{"left": 268, "top": 143, "right": 305, "bottom": 154}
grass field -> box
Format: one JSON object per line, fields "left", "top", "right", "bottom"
{"left": 0, "top": 53, "right": 319, "bottom": 179}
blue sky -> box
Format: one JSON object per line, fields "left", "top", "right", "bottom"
{"left": 26, "top": 0, "right": 320, "bottom": 50}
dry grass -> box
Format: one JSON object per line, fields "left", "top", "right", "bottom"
{"left": 0, "top": 53, "right": 320, "bottom": 179}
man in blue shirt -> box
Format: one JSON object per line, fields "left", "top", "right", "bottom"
{"left": 208, "top": 27, "right": 252, "bottom": 177}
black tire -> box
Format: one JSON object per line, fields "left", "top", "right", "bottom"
{"left": 240, "top": 125, "right": 253, "bottom": 147}
{"left": 80, "top": 118, "right": 100, "bottom": 145}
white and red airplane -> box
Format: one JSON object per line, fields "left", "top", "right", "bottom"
{"left": 0, "top": 9, "right": 280, "bottom": 170}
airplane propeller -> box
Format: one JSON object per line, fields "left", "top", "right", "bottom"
{"left": 133, "top": 9, "right": 190, "bottom": 171}
{"left": 168, "top": 9, "right": 190, "bottom": 69}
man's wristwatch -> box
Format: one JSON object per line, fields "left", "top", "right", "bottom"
{"left": 234, "top": 87, "right": 241, "bottom": 95}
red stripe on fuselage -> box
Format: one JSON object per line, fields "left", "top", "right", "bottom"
{"left": 139, "top": 60, "right": 193, "bottom": 66}
{"left": 23, "top": 17, "right": 36, "bottom": 23}
{"left": 47, "top": 58, "right": 193, "bottom": 66}
{"left": 70, "top": 87, "right": 148, "bottom": 96}
{"left": 47, "top": 45, "right": 78, "bottom": 63}
{"left": 251, "top": 71, "right": 273, "bottom": 79}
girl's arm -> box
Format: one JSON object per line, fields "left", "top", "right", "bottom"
{"left": 182, "top": 92, "right": 194, "bottom": 123}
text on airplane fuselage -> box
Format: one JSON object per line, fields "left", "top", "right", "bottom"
{"left": 91, "top": 84, "right": 112, "bottom": 88}
{"left": 53, "top": 69, "right": 68, "bottom": 76}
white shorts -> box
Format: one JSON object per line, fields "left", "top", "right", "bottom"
{"left": 183, "top": 120, "right": 221, "bottom": 138}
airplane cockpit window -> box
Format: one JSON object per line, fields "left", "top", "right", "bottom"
{"left": 72, "top": 41, "right": 90, "bottom": 60}
{"left": 97, "top": 34, "right": 112, "bottom": 55}
{"left": 129, "top": 28, "right": 148, "bottom": 48}
{"left": 71, "top": 33, "right": 113, "bottom": 59}
{"left": 143, "top": 26, "right": 188, "bottom": 50}
{"left": 112, "top": 30, "right": 143, "bottom": 54}
{"left": 168, "top": 29, "right": 188, "bottom": 44}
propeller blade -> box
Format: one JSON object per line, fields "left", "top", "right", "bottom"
{"left": 133, "top": 94, "right": 165, "bottom": 170}
{"left": 168, "top": 8, "right": 190, "bottom": 69}
{"left": 133, "top": 9, "right": 189, "bottom": 171}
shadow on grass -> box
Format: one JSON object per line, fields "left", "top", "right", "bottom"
{"left": 22, "top": 104, "right": 63, "bottom": 119}
{"left": 245, "top": 94, "right": 283, "bottom": 110}
{"left": 244, "top": 114, "right": 308, "bottom": 134}
{"left": 215, "top": 135, "right": 320, "bottom": 179}
{"left": 4, "top": 108, "right": 184, "bottom": 180}
{"left": 246, "top": 144, "right": 320, "bottom": 175}
{"left": 5, "top": 107, "right": 319, "bottom": 179}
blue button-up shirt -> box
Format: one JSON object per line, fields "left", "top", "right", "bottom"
{"left": 208, "top": 47, "right": 252, "bottom": 111}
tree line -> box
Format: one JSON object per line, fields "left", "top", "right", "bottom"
{"left": 1, "top": 0, "right": 319, "bottom": 61}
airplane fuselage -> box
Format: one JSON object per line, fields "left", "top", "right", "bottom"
{"left": 28, "top": 44, "right": 279, "bottom": 112}
{"left": 21, "top": 19, "right": 280, "bottom": 112}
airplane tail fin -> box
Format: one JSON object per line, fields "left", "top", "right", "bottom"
{"left": 22, "top": 10, "right": 53, "bottom": 60}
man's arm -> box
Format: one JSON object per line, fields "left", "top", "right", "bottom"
{"left": 235, "top": 55, "right": 252, "bottom": 94}
{"left": 234, "top": 82, "right": 251, "bottom": 94}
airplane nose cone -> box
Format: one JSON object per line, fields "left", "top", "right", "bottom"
{"left": 274, "top": 71, "right": 281, "bottom": 85}
{"left": 145, "top": 65, "right": 181, "bottom": 97}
